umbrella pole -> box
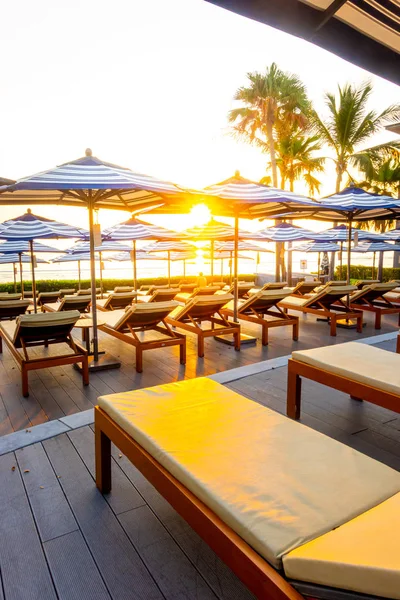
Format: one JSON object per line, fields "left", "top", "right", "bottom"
{"left": 78, "top": 261, "right": 81, "bottom": 290}
{"left": 29, "top": 240, "right": 37, "bottom": 313}
{"left": 233, "top": 212, "right": 239, "bottom": 322}
{"left": 317, "top": 252, "right": 320, "bottom": 280}
{"left": 168, "top": 251, "right": 171, "bottom": 286}
{"left": 99, "top": 252, "right": 103, "bottom": 298}
{"left": 372, "top": 252, "right": 376, "bottom": 279}
{"left": 220, "top": 258, "right": 223, "bottom": 280}
{"left": 183, "top": 259, "right": 186, "bottom": 279}
{"left": 340, "top": 242, "right": 343, "bottom": 280}
{"left": 346, "top": 221, "right": 352, "bottom": 284}
{"left": 378, "top": 251, "right": 384, "bottom": 282}
{"left": 88, "top": 195, "right": 99, "bottom": 362}
{"left": 329, "top": 252, "right": 335, "bottom": 281}
{"left": 19, "top": 253, "right": 24, "bottom": 296}
{"left": 229, "top": 252, "right": 233, "bottom": 285}
{"left": 132, "top": 240, "right": 137, "bottom": 291}
{"left": 13, "top": 263, "right": 16, "bottom": 293}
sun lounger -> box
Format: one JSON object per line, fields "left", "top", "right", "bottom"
{"left": 59, "top": 288, "right": 76, "bottom": 297}
{"left": 287, "top": 341, "right": 400, "bottom": 422}
{"left": 42, "top": 295, "right": 92, "bottom": 313}
{"left": 137, "top": 284, "right": 170, "bottom": 297}
{"left": 37, "top": 291, "right": 60, "bottom": 308}
{"left": 76, "top": 288, "right": 101, "bottom": 296}
{"left": 95, "top": 377, "right": 400, "bottom": 600}
{"left": 178, "top": 283, "right": 197, "bottom": 293}
{"left": 290, "top": 281, "right": 322, "bottom": 296}
{"left": 96, "top": 292, "right": 137, "bottom": 311}
{"left": 278, "top": 285, "right": 363, "bottom": 336}
{"left": 166, "top": 294, "right": 240, "bottom": 357}
{"left": 175, "top": 285, "right": 221, "bottom": 304}
{"left": 0, "top": 292, "right": 23, "bottom": 301}
{"left": 221, "top": 289, "right": 299, "bottom": 345}
{"left": 0, "top": 310, "right": 88, "bottom": 396}
{"left": 354, "top": 279, "right": 381, "bottom": 289}
{"left": 347, "top": 282, "right": 400, "bottom": 328}
{"left": 0, "top": 299, "right": 31, "bottom": 320}
{"left": 224, "top": 282, "right": 255, "bottom": 298}
{"left": 137, "top": 288, "right": 180, "bottom": 303}
{"left": 97, "top": 301, "right": 185, "bottom": 372}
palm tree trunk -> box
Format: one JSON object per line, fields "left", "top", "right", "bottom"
{"left": 266, "top": 118, "right": 281, "bottom": 281}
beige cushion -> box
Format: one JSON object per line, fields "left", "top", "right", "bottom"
{"left": 98, "top": 378, "right": 400, "bottom": 570}
{"left": 278, "top": 295, "right": 310, "bottom": 307}
{"left": 292, "top": 341, "right": 400, "bottom": 396}
{"left": 283, "top": 492, "right": 400, "bottom": 599}
{"left": 43, "top": 302, "right": 60, "bottom": 312}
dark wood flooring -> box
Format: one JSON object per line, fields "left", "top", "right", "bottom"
{"left": 1, "top": 336, "right": 400, "bottom": 599}
{"left": 0, "top": 310, "right": 398, "bottom": 435}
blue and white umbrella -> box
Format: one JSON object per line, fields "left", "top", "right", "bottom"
{"left": 0, "top": 210, "right": 87, "bottom": 309}
{"left": 68, "top": 241, "right": 133, "bottom": 254}
{"left": 315, "top": 185, "right": 400, "bottom": 283}
{"left": 317, "top": 224, "right": 385, "bottom": 242}
{"left": 0, "top": 149, "right": 187, "bottom": 363}
{"left": 0, "top": 253, "right": 48, "bottom": 293}
{"left": 142, "top": 241, "right": 198, "bottom": 285}
{"left": 289, "top": 242, "right": 340, "bottom": 279}
{"left": 52, "top": 252, "right": 113, "bottom": 290}
{"left": 350, "top": 242, "right": 400, "bottom": 280}
{"left": 0, "top": 240, "right": 63, "bottom": 253}
{"left": 111, "top": 250, "right": 196, "bottom": 281}
{"left": 256, "top": 222, "right": 321, "bottom": 242}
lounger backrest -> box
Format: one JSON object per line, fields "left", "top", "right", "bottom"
{"left": 76, "top": 288, "right": 101, "bottom": 296}
{"left": 37, "top": 291, "right": 60, "bottom": 305}
{"left": 304, "top": 285, "right": 357, "bottom": 308}
{"left": 326, "top": 280, "right": 347, "bottom": 286}
{"left": 354, "top": 279, "right": 380, "bottom": 289}
{"left": 350, "top": 282, "right": 398, "bottom": 303}
{"left": 261, "top": 282, "right": 288, "bottom": 291}
{"left": 59, "top": 288, "right": 76, "bottom": 298}
{"left": 113, "top": 301, "right": 179, "bottom": 330}
{"left": 13, "top": 310, "right": 81, "bottom": 348}
{"left": 114, "top": 286, "right": 134, "bottom": 293}
{"left": 179, "top": 283, "right": 197, "bottom": 293}
{"left": 103, "top": 292, "right": 136, "bottom": 310}
{"left": 0, "top": 293, "right": 22, "bottom": 301}
{"left": 173, "top": 294, "right": 233, "bottom": 321}
{"left": 238, "top": 289, "right": 294, "bottom": 313}
{"left": 292, "top": 281, "right": 321, "bottom": 295}
{"left": 148, "top": 288, "right": 180, "bottom": 302}
{"left": 59, "top": 295, "right": 91, "bottom": 312}
{"left": 0, "top": 300, "right": 31, "bottom": 320}
{"left": 210, "top": 282, "right": 226, "bottom": 289}
{"left": 195, "top": 286, "right": 220, "bottom": 296}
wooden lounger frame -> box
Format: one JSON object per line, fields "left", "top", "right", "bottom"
{"left": 95, "top": 406, "right": 303, "bottom": 600}
{"left": 99, "top": 317, "right": 186, "bottom": 373}
{"left": 281, "top": 298, "right": 363, "bottom": 337}
{"left": 0, "top": 323, "right": 89, "bottom": 396}
{"left": 287, "top": 358, "right": 400, "bottom": 420}
{"left": 222, "top": 303, "right": 298, "bottom": 346}
{"left": 348, "top": 296, "right": 400, "bottom": 329}
{"left": 167, "top": 310, "right": 240, "bottom": 357}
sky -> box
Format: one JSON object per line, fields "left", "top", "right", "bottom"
{"left": 0, "top": 0, "right": 399, "bottom": 236}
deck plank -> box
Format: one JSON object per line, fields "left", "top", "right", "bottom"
{"left": 0, "top": 452, "right": 57, "bottom": 600}
{"left": 43, "top": 433, "right": 165, "bottom": 600}
{"left": 43, "top": 530, "right": 111, "bottom": 600}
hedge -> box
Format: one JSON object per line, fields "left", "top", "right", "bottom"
{"left": 335, "top": 265, "right": 400, "bottom": 281}
{"left": 0, "top": 274, "right": 256, "bottom": 293}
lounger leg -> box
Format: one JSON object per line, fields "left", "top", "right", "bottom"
{"left": 287, "top": 361, "right": 301, "bottom": 420}
{"left": 82, "top": 356, "right": 89, "bottom": 386}
{"left": 95, "top": 426, "right": 111, "bottom": 493}
{"left": 198, "top": 335, "right": 204, "bottom": 358}
{"left": 330, "top": 316, "right": 337, "bottom": 336}
{"left": 262, "top": 324, "right": 268, "bottom": 346}
{"left": 234, "top": 329, "right": 240, "bottom": 351}
{"left": 22, "top": 367, "right": 29, "bottom": 397}
{"left": 136, "top": 349, "right": 143, "bottom": 373}
{"left": 357, "top": 314, "right": 363, "bottom": 333}
{"left": 397, "top": 335, "right": 400, "bottom": 354}
{"left": 180, "top": 340, "right": 186, "bottom": 365}
{"left": 293, "top": 319, "right": 299, "bottom": 341}
{"left": 374, "top": 310, "right": 381, "bottom": 330}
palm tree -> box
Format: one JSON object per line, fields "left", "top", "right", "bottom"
{"left": 311, "top": 81, "right": 400, "bottom": 192}
{"left": 274, "top": 132, "right": 325, "bottom": 194}
{"left": 228, "top": 63, "right": 310, "bottom": 187}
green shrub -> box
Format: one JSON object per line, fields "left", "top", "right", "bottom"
{"left": 0, "top": 274, "right": 256, "bottom": 293}
{"left": 335, "top": 265, "right": 400, "bottom": 282}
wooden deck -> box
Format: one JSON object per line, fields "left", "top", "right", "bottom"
{"left": 1, "top": 337, "right": 400, "bottom": 599}
{"left": 0, "top": 310, "right": 399, "bottom": 435}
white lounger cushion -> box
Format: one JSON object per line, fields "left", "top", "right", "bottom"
{"left": 283, "top": 492, "right": 400, "bottom": 599}
{"left": 98, "top": 378, "right": 400, "bottom": 570}
{"left": 292, "top": 341, "right": 400, "bottom": 397}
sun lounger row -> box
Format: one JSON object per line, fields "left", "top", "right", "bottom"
{"left": 96, "top": 376, "right": 400, "bottom": 600}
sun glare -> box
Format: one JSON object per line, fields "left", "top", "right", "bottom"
{"left": 189, "top": 204, "right": 211, "bottom": 227}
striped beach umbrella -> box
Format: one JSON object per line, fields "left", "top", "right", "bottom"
{"left": 111, "top": 250, "right": 197, "bottom": 280}
{"left": 68, "top": 241, "right": 132, "bottom": 253}
{"left": 351, "top": 242, "right": 400, "bottom": 280}
{"left": 214, "top": 241, "right": 272, "bottom": 284}
{"left": 256, "top": 222, "right": 321, "bottom": 242}
{"left": 0, "top": 210, "right": 87, "bottom": 310}
{"left": 52, "top": 252, "right": 113, "bottom": 290}
{"left": 289, "top": 242, "right": 340, "bottom": 280}
{"left": 102, "top": 216, "right": 183, "bottom": 290}
{"left": 315, "top": 185, "right": 400, "bottom": 283}
{"left": 0, "top": 149, "right": 186, "bottom": 364}
{"left": 0, "top": 253, "right": 48, "bottom": 293}
{"left": 142, "top": 241, "right": 197, "bottom": 285}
